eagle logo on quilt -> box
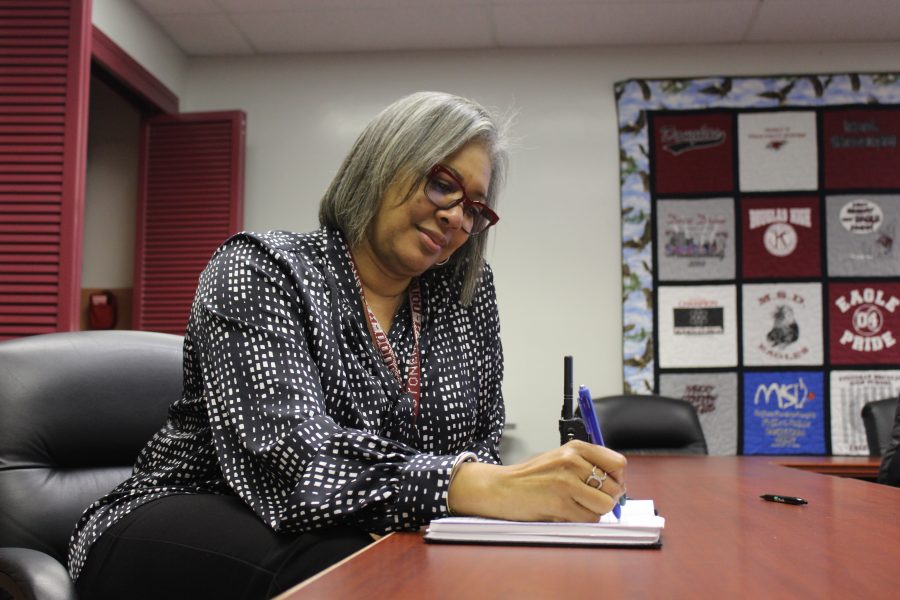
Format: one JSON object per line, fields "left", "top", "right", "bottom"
{"left": 754, "top": 289, "right": 814, "bottom": 362}
{"left": 767, "top": 305, "right": 800, "bottom": 348}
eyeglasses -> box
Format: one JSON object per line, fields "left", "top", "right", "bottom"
{"left": 424, "top": 165, "right": 499, "bottom": 235}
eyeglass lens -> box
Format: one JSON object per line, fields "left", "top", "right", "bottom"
{"left": 424, "top": 171, "right": 492, "bottom": 234}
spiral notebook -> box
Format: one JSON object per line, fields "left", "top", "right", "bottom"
{"left": 424, "top": 499, "right": 664, "bottom": 547}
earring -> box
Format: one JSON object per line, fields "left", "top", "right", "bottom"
{"left": 435, "top": 257, "right": 450, "bottom": 266}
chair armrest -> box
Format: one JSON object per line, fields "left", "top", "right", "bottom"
{"left": 0, "top": 547, "right": 78, "bottom": 600}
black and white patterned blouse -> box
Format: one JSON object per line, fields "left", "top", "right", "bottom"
{"left": 68, "top": 227, "right": 505, "bottom": 579}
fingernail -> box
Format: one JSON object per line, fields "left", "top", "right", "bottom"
{"left": 619, "top": 494, "right": 627, "bottom": 506}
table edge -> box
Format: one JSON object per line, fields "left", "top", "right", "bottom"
{"left": 271, "top": 531, "right": 397, "bottom": 600}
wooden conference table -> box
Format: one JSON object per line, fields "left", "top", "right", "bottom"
{"left": 276, "top": 456, "right": 898, "bottom": 600}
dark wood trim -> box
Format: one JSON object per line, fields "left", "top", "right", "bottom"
{"left": 90, "top": 25, "right": 179, "bottom": 115}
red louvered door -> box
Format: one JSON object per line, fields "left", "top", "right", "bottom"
{"left": 133, "top": 111, "right": 245, "bottom": 334}
{"left": 0, "top": 0, "right": 91, "bottom": 340}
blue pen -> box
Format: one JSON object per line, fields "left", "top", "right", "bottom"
{"left": 578, "top": 385, "right": 621, "bottom": 520}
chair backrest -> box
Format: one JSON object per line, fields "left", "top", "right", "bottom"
{"left": 876, "top": 398, "right": 900, "bottom": 486}
{"left": 591, "top": 394, "right": 708, "bottom": 455}
{"left": 861, "top": 397, "right": 900, "bottom": 457}
{"left": 0, "top": 330, "right": 183, "bottom": 563}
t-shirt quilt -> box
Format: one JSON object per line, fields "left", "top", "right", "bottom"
{"left": 617, "top": 74, "right": 900, "bottom": 455}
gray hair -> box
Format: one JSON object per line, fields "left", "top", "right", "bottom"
{"left": 319, "top": 91, "right": 509, "bottom": 305}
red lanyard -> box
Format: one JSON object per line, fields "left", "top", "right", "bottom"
{"left": 348, "top": 251, "right": 423, "bottom": 421}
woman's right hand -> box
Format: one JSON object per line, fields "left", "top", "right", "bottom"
{"left": 447, "top": 440, "right": 626, "bottom": 522}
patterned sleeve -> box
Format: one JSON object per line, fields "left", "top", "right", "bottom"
{"left": 190, "top": 234, "right": 458, "bottom": 534}
{"left": 464, "top": 264, "right": 505, "bottom": 465}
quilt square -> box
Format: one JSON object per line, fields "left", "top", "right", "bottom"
{"left": 828, "top": 282, "right": 900, "bottom": 365}
{"left": 659, "top": 372, "right": 738, "bottom": 455}
{"left": 742, "top": 283, "right": 823, "bottom": 367}
{"left": 824, "top": 107, "right": 900, "bottom": 189}
{"left": 653, "top": 112, "right": 734, "bottom": 195}
{"left": 738, "top": 111, "right": 817, "bottom": 192}
{"left": 742, "top": 370, "right": 826, "bottom": 455}
{"left": 825, "top": 194, "right": 900, "bottom": 276}
{"left": 830, "top": 370, "right": 900, "bottom": 455}
{"left": 657, "top": 285, "right": 737, "bottom": 368}
{"left": 740, "top": 196, "right": 821, "bottom": 278}
{"left": 619, "top": 75, "right": 900, "bottom": 456}
{"left": 656, "top": 198, "right": 735, "bottom": 281}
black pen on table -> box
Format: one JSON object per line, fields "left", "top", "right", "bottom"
{"left": 760, "top": 494, "right": 807, "bottom": 505}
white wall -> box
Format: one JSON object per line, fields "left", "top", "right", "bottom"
{"left": 84, "top": 2, "right": 185, "bottom": 295}
{"left": 81, "top": 1, "right": 900, "bottom": 464}
{"left": 82, "top": 76, "right": 141, "bottom": 288}
{"left": 91, "top": 0, "right": 187, "bottom": 97}
{"left": 179, "top": 42, "right": 900, "bottom": 463}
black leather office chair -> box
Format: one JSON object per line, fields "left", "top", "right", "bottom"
{"left": 0, "top": 330, "right": 183, "bottom": 600}
{"left": 876, "top": 398, "right": 900, "bottom": 487}
{"left": 586, "top": 394, "right": 708, "bottom": 455}
{"left": 861, "top": 397, "right": 899, "bottom": 457}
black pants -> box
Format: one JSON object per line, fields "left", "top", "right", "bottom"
{"left": 75, "top": 494, "right": 373, "bottom": 600}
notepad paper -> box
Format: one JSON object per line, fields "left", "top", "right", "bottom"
{"left": 425, "top": 500, "right": 664, "bottom": 546}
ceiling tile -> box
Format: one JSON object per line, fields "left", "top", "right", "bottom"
{"left": 155, "top": 14, "right": 255, "bottom": 55}
{"left": 746, "top": 0, "right": 900, "bottom": 43}
{"left": 232, "top": 5, "right": 496, "bottom": 53}
{"left": 493, "top": 1, "right": 758, "bottom": 47}
{"left": 213, "top": 0, "right": 405, "bottom": 12}
{"left": 135, "top": 0, "right": 220, "bottom": 15}
{"left": 492, "top": 0, "right": 756, "bottom": 4}
{"left": 215, "top": 0, "right": 498, "bottom": 8}
{"left": 132, "top": 0, "right": 900, "bottom": 56}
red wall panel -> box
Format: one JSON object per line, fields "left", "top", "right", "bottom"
{"left": 0, "top": 0, "right": 90, "bottom": 340}
{"left": 133, "top": 111, "right": 245, "bottom": 335}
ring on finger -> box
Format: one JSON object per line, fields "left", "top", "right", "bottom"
{"left": 585, "top": 465, "right": 608, "bottom": 490}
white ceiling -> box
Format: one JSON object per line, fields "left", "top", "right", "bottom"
{"left": 133, "top": 0, "right": 900, "bottom": 56}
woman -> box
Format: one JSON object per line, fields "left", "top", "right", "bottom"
{"left": 69, "top": 91, "right": 626, "bottom": 599}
